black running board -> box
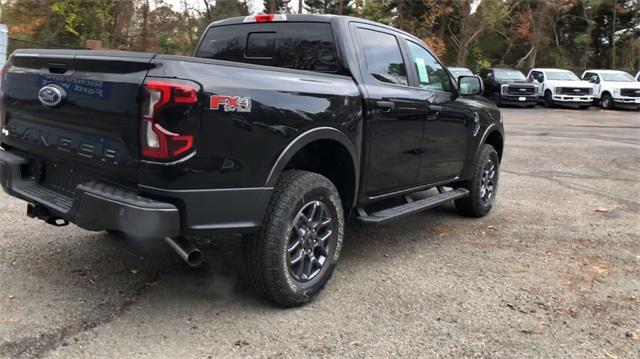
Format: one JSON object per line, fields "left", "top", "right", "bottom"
{"left": 356, "top": 188, "right": 469, "bottom": 224}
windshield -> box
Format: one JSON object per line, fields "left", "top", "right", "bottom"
{"left": 546, "top": 71, "right": 580, "bottom": 81}
{"left": 494, "top": 69, "right": 526, "bottom": 80}
{"left": 449, "top": 68, "right": 474, "bottom": 77}
{"left": 601, "top": 72, "right": 635, "bottom": 82}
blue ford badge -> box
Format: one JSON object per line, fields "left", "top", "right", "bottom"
{"left": 38, "top": 84, "right": 67, "bottom": 107}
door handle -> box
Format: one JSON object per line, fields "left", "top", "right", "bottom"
{"left": 427, "top": 105, "right": 442, "bottom": 120}
{"left": 376, "top": 101, "right": 395, "bottom": 110}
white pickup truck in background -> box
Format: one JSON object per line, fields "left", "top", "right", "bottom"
{"left": 582, "top": 70, "right": 640, "bottom": 110}
{"left": 527, "top": 68, "right": 594, "bottom": 109}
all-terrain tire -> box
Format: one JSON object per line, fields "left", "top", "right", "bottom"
{"left": 601, "top": 92, "right": 613, "bottom": 109}
{"left": 243, "top": 170, "right": 344, "bottom": 307}
{"left": 454, "top": 144, "right": 500, "bottom": 218}
{"left": 544, "top": 91, "right": 554, "bottom": 108}
{"left": 492, "top": 91, "right": 502, "bottom": 107}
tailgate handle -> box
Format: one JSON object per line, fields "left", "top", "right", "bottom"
{"left": 47, "top": 63, "right": 68, "bottom": 74}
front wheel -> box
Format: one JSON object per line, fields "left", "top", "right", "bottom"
{"left": 544, "top": 91, "right": 554, "bottom": 108}
{"left": 601, "top": 93, "right": 613, "bottom": 109}
{"left": 455, "top": 144, "right": 500, "bottom": 218}
{"left": 243, "top": 170, "right": 344, "bottom": 307}
{"left": 492, "top": 92, "right": 502, "bottom": 107}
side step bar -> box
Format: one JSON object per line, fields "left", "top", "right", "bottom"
{"left": 356, "top": 188, "right": 469, "bottom": 224}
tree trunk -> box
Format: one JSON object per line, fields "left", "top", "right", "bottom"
{"left": 109, "top": 2, "right": 124, "bottom": 49}
{"left": 611, "top": 0, "right": 616, "bottom": 68}
{"left": 456, "top": 0, "right": 471, "bottom": 65}
{"left": 141, "top": 0, "right": 149, "bottom": 52}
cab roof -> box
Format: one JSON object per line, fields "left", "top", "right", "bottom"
{"left": 531, "top": 68, "right": 573, "bottom": 72}
{"left": 584, "top": 69, "right": 629, "bottom": 73}
{"left": 208, "top": 14, "right": 424, "bottom": 45}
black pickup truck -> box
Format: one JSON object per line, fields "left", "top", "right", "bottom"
{"left": 0, "top": 14, "right": 504, "bottom": 306}
{"left": 480, "top": 67, "right": 538, "bottom": 107}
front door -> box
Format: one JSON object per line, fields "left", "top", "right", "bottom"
{"left": 402, "top": 39, "right": 473, "bottom": 183}
{"left": 353, "top": 25, "right": 426, "bottom": 196}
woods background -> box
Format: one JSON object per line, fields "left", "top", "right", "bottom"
{"left": 1, "top": 0, "right": 639, "bottom": 73}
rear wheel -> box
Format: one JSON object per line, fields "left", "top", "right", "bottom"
{"left": 455, "top": 144, "right": 500, "bottom": 218}
{"left": 243, "top": 170, "right": 344, "bottom": 307}
{"left": 544, "top": 91, "right": 554, "bottom": 108}
{"left": 601, "top": 93, "right": 613, "bottom": 109}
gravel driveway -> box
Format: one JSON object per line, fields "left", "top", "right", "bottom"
{"left": 1, "top": 107, "right": 638, "bottom": 358}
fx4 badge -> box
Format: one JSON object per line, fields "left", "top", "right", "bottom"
{"left": 210, "top": 95, "right": 252, "bottom": 112}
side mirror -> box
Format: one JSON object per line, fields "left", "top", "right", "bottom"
{"left": 458, "top": 76, "right": 483, "bottom": 96}
{"left": 591, "top": 76, "right": 599, "bottom": 84}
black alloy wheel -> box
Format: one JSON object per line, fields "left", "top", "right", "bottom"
{"left": 479, "top": 158, "right": 497, "bottom": 205}
{"left": 288, "top": 200, "right": 334, "bottom": 282}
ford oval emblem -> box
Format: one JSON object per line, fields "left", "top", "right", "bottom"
{"left": 38, "top": 84, "right": 67, "bottom": 108}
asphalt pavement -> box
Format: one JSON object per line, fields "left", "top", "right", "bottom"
{"left": 0, "top": 106, "right": 639, "bottom": 358}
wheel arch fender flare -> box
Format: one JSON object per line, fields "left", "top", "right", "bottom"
{"left": 462, "top": 124, "right": 504, "bottom": 180}
{"left": 265, "top": 127, "right": 360, "bottom": 205}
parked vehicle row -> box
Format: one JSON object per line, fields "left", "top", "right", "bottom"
{"left": 451, "top": 66, "right": 640, "bottom": 111}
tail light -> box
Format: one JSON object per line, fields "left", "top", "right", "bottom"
{"left": 140, "top": 80, "right": 198, "bottom": 161}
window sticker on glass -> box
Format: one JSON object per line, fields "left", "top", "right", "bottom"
{"left": 416, "top": 57, "right": 429, "bottom": 84}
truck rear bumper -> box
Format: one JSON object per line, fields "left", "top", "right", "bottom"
{"left": 0, "top": 149, "right": 180, "bottom": 238}
{"left": 0, "top": 149, "right": 273, "bottom": 237}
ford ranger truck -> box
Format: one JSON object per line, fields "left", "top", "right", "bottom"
{"left": 527, "top": 68, "right": 593, "bottom": 109}
{"left": 0, "top": 14, "right": 504, "bottom": 307}
{"left": 480, "top": 68, "right": 538, "bottom": 108}
{"left": 581, "top": 69, "right": 640, "bottom": 110}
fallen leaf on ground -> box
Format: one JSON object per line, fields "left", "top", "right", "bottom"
{"left": 234, "top": 339, "right": 249, "bottom": 347}
{"left": 593, "top": 207, "right": 609, "bottom": 213}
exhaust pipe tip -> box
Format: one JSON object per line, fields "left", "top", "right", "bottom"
{"left": 186, "top": 248, "right": 203, "bottom": 268}
{"left": 164, "top": 236, "right": 203, "bottom": 268}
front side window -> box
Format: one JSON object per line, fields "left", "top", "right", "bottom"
{"left": 530, "top": 71, "right": 544, "bottom": 82}
{"left": 356, "top": 28, "right": 408, "bottom": 86}
{"left": 406, "top": 40, "right": 452, "bottom": 92}
{"left": 583, "top": 72, "right": 599, "bottom": 83}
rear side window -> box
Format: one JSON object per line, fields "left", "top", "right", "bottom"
{"left": 196, "top": 22, "right": 340, "bottom": 74}
{"left": 356, "top": 28, "right": 408, "bottom": 86}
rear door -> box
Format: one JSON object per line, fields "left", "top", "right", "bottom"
{"left": 1, "top": 50, "right": 153, "bottom": 186}
{"left": 352, "top": 24, "right": 425, "bottom": 196}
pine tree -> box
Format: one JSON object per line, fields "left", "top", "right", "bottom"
{"left": 263, "top": 0, "right": 292, "bottom": 13}
{"left": 304, "top": 0, "right": 353, "bottom": 15}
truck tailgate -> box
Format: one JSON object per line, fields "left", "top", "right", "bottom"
{"left": 1, "top": 49, "right": 154, "bottom": 187}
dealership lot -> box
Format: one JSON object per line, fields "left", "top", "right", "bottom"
{"left": 1, "top": 107, "right": 638, "bottom": 358}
